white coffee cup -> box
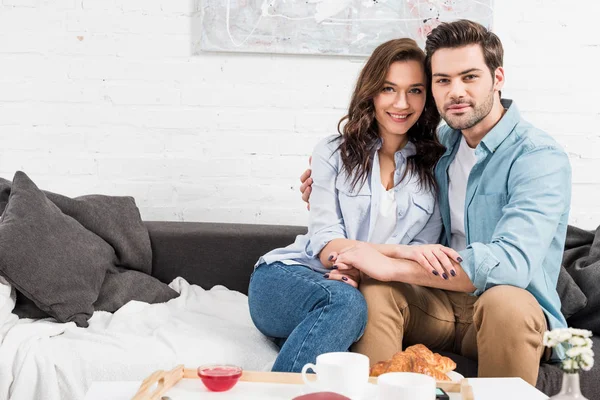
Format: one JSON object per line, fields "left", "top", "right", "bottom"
{"left": 377, "top": 372, "right": 436, "bottom": 400}
{"left": 301, "top": 352, "right": 369, "bottom": 398}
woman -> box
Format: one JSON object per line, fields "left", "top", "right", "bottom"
{"left": 248, "top": 38, "right": 459, "bottom": 373}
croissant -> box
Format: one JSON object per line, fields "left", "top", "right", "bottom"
{"left": 404, "top": 344, "right": 456, "bottom": 374}
{"left": 370, "top": 360, "right": 391, "bottom": 377}
{"left": 369, "top": 344, "right": 456, "bottom": 381}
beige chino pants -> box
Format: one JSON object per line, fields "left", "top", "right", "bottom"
{"left": 352, "top": 280, "right": 548, "bottom": 386}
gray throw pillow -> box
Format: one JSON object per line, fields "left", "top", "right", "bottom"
{"left": 562, "top": 225, "right": 600, "bottom": 333}
{"left": 0, "top": 172, "right": 114, "bottom": 327}
{"left": 93, "top": 266, "right": 179, "bottom": 312}
{"left": 556, "top": 266, "right": 587, "bottom": 319}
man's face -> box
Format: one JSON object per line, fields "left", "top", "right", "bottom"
{"left": 430, "top": 44, "right": 502, "bottom": 130}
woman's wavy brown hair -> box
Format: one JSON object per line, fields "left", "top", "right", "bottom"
{"left": 337, "top": 38, "right": 445, "bottom": 192}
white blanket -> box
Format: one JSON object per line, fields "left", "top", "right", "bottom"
{"left": 0, "top": 278, "right": 279, "bottom": 400}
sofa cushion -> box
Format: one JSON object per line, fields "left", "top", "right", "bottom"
{"left": 562, "top": 225, "right": 600, "bottom": 333}
{"left": 556, "top": 266, "right": 587, "bottom": 319}
{"left": 0, "top": 172, "right": 113, "bottom": 327}
{"left": 93, "top": 266, "right": 179, "bottom": 312}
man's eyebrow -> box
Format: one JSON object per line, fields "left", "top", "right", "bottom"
{"left": 459, "top": 68, "right": 484, "bottom": 75}
{"left": 432, "top": 68, "right": 485, "bottom": 77}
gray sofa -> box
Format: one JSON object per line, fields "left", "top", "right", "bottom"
{"left": 145, "top": 221, "right": 600, "bottom": 397}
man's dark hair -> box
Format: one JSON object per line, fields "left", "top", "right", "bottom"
{"left": 425, "top": 19, "right": 503, "bottom": 78}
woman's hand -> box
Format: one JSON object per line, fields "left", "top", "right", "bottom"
{"left": 394, "top": 244, "right": 462, "bottom": 279}
{"left": 323, "top": 267, "right": 361, "bottom": 288}
{"left": 323, "top": 250, "right": 362, "bottom": 288}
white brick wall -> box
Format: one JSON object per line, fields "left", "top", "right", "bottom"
{"left": 0, "top": 0, "right": 599, "bottom": 229}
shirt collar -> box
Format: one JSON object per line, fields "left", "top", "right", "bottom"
{"left": 479, "top": 99, "right": 520, "bottom": 154}
{"left": 374, "top": 138, "right": 417, "bottom": 159}
{"left": 399, "top": 140, "right": 417, "bottom": 158}
{"left": 442, "top": 98, "right": 520, "bottom": 156}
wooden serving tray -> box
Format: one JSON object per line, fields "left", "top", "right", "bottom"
{"left": 132, "top": 365, "right": 474, "bottom": 400}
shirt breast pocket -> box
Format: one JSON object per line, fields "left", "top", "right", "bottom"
{"left": 469, "top": 193, "right": 507, "bottom": 228}
{"left": 335, "top": 176, "right": 371, "bottom": 228}
{"left": 405, "top": 192, "right": 435, "bottom": 241}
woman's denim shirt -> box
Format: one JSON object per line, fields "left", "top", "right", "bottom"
{"left": 256, "top": 135, "right": 442, "bottom": 274}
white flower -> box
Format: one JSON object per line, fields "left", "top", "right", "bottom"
{"left": 568, "top": 328, "right": 593, "bottom": 338}
{"left": 545, "top": 327, "right": 595, "bottom": 373}
{"left": 556, "top": 329, "right": 573, "bottom": 342}
{"left": 566, "top": 346, "right": 594, "bottom": 358}
{"left": 581, "top": 354, "right": 595, "bottom": 371}
{"left": 569, "top": 336, "right": 589, "bottom": 347}
{"left": 543, "top": 331, "right": 559, "bottom": 347}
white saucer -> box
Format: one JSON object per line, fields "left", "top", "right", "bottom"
{"left": 299, "top": 372, "right": 462, "bottom": 399}
{"left": 447, "top": 371, "right": 465, "bottom": 382}
{"left": 301, "top": 382, "right": 377, "bottom": 400}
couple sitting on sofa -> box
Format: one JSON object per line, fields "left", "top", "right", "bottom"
{"left": 248, "top": 19, "right": 571, "bottom": 387}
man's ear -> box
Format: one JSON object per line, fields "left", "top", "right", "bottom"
{"left": 493, "top": 66, "right": 505, "bottom": 92}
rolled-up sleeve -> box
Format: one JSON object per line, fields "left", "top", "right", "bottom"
{"left": 459, "top": 146, "right": 571, "bottom": 295}
{"left": 305, "top": 137, "right": 347, "bottom": 258}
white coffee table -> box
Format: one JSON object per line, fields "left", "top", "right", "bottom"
{"left": 85, "top": 376, "right": 549, "bottom": 400}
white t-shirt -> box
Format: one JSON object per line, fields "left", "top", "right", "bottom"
{"left": 369, "top": 184, "right": 398, "bottom": 244}
{"left": 448, "top": 136, "right": 477, "bottom": 251}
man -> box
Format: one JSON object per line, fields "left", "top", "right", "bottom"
{"left": 299, "top": 20, "right": 571, "bottom": 385}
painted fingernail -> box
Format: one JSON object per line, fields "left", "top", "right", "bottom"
{"left": 457, "top": 257, "right": 463, "bottom": 262}
{"left": 323, "top": 274, "right": 329, "bottom": 278}
{"left": 442, "top": 273, "right": 448, "bottom": 280}
{"left": 331, "top": 265, "right": 338, "bottom": 270}
{"left": 432, "top": 270, "right": 439, "bottom": 276}
{"left": 450, "top": 270, "right": 456, "bottom": 277}
{"left": 342, "top": 276, "right": 348, "bottom": 281}
{"left": 328, "top": 255, "right": 334, "bottom": 261}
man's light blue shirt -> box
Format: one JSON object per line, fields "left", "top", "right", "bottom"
{"left": 435, "top": 99, "right": 571, "bottom": 359}
{"left": 257, "top": 135, "right": 442, "bottom": 274}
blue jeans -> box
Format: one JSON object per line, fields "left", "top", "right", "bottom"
{"left": 248, "top": 261, "right": 368, "bottom": 373}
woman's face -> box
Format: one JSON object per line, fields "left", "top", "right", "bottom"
{"left": 373, "top": 60, "right": 427, "bottom": 142}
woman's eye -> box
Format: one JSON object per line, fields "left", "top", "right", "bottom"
{"left": 409, "top": 88, "right": 422, "bottom": 94}
{"left": 382, "top": 86, "right": 395, "bottom": 93}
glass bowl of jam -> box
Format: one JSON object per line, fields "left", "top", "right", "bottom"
{"left": 197, "top": 365, "right": 243, "bottom": 392}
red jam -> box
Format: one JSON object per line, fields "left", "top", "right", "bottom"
{"left": 197, "top": 365, "right": 243, "bottom": 392}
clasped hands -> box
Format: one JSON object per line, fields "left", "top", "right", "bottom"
{"left": 323, "top": 243, "right": 462, "bottom": 288}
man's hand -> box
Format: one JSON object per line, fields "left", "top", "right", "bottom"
{"left": 333, "top": 243, "right": 476, "bottom": 292}
{"left": 299, "top": 157, "right": 312, "bottom": 210}
{"left": 331, "top": 242, "right": 399, "bottom": 282}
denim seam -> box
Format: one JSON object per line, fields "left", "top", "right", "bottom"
{"left": 273, "top": 263, "right": 334, "bottom": 372}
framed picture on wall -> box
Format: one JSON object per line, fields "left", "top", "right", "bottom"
{"left": 199, "top": 0, "right": 494, "bottom": 56}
